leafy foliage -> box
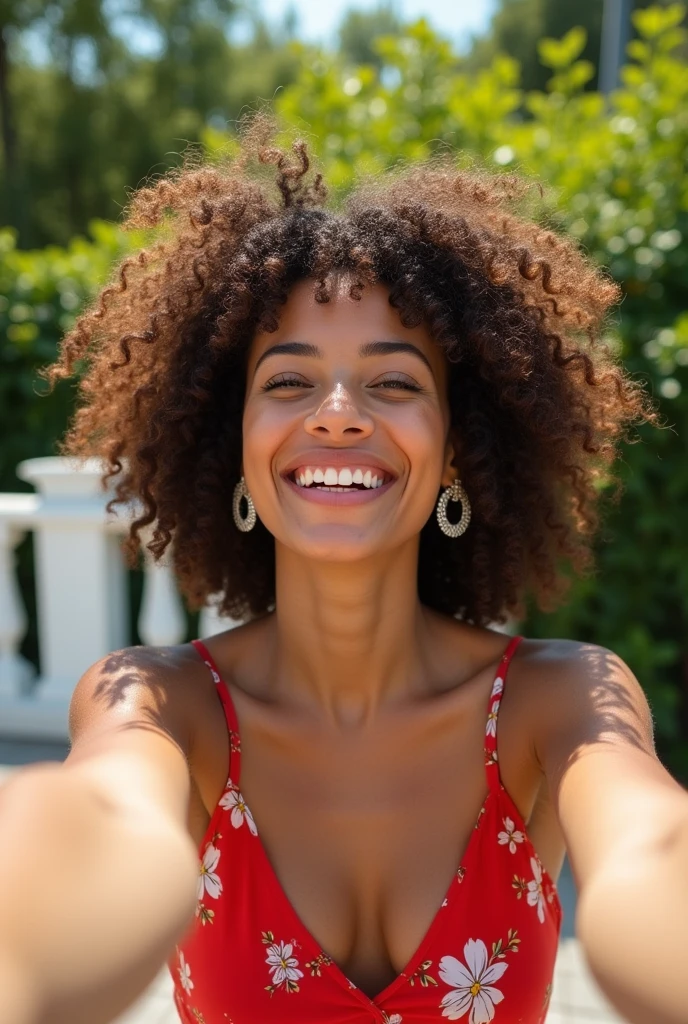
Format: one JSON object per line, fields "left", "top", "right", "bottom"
{"left": 463, "top": 0, "right": 687, "bottom": 92}
{"left": 0, "top": 219, "right": 145, "bottom": 669}
{"left": 0, "top": 0, "right": 305, "bottom": 246}
{"left": 215, "top": 3, "right": 688, "bottom": 774}
{"left": 1, "top": 4, "right": 687, "bottom": 773}
{"left": 0, "top": 220, "right": 136, "bottom": 489}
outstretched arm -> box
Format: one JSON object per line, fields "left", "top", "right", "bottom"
{"left": 0, "top": 647, "right": 200, "bottom": 1024}
{"left": 536, "top": 641, "right": 688, "bottom": 1024}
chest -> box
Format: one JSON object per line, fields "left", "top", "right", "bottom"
{"left": 187, "top": 678, "right": 547, "bottom": 999}
{"left": 178, "top": 779, "right": 562, "bottom": 1024}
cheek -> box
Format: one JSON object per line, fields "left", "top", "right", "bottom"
{"left": 241, "top": 400, "right": 294, "bottom": 489}
{"left": 392, "top": 403, "right": 447, "bottom": 471}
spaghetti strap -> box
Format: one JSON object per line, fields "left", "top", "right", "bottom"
{"left": 173, "top": 625, "right": 561, "bottom": 1024}
{"left": 484, "top": 634, "right": 523, "bottom": 792}
{"left": 191, "top": 638, "right": 243, "bottom": 785}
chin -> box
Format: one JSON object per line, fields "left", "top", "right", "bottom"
{"left": 287, "top": 526, "right": 393, "bottom": 563}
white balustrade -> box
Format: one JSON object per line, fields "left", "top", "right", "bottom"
{"left": 0, "top": 456, "right": 239, "bottom": 742}
{"left": 138, "top": 524, "right": 187, "bottom": 647}
{"left": 199, "top": 595, "right": 241, "bottom": 639}
{"left": 16, "top": 458, "right": 129, "bottom": 704}
{"left": 0, "top": 517, "right": 35, "bottom": 698}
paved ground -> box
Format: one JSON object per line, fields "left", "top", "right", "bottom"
{"left": 1, "top": 739, "right": 627, "bottom": 1023}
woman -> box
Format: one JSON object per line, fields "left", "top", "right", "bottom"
{"left": 1, "top": 119, "right": 686, "bottom": 1024}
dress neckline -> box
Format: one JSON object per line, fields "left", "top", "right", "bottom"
{"left": 192, "top": 634, "right": 523, "bottom": 796}
{"left": 189, "top": 634, "right": 536, "bottom": 1010}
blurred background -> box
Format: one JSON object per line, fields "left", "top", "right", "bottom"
{"left": 0, "top": 0, "right": 686, "bottom": 783}
{"left": 0, "top": 4, "right": 686, "bottom": 1022}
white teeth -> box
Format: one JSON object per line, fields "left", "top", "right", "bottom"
{"left": 292, "top": 466, "right": 390, "bottom": 488}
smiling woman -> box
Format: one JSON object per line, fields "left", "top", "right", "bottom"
{"left": 241, "top": 277, "right": 456, "bottom": 563}
{"left": 5, "top": 111, "right": 685, "bottom": 1024}
{"left": 39, "top": 114, "right": 652, "bottom": 626}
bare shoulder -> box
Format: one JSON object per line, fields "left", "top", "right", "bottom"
{"left": 512, "top": 636, "right": 656, "bottom": 784}
{"left": 509, "top": 638, "right": 688, "bottom": 897}
{"left": 62, "top": 640, "right": 225, "bottom": 831}
{"left": 68, "top": 641, "right": 212, "bottom": 755}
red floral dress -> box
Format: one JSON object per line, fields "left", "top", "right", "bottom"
{"left": 168, "top": 634, "right": 562, "bottom": 1024}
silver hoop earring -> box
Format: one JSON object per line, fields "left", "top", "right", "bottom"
{"left": 437, "top": 479, "right": 471, "bottom": 538}
{"left": 232, "top": 476, "right": 256, "bottom": 532}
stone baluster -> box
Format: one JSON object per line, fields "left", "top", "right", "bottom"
{"left": 0, "top": 520, "right": 35, "bottom": 697}
{"left": 199, "top": 594, "right": 241, "bottom": 639}
{"left": 17, "top": 457, "right": 129, "bottom": 704}
{"left": 137, "top": 525, "right": 187, "bottom": 647}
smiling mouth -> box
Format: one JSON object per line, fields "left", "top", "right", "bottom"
{"left": 287, "top": 466, "right": 394, "bottom": 491}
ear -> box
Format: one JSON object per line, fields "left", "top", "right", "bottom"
{"left": 440, "top": 438, "right": 458, "bottom": 490}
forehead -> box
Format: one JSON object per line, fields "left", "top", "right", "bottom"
{"left": 249, "top": 276, "right": 446, "bottom": 374}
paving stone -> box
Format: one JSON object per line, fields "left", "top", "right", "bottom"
{"left": 549, "top": 939, "right": 627, "bottom": 1022}
{"left": 112, "top": 969, "right": 178, "bottom": 1024}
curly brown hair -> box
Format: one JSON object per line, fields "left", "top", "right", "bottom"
{"left": 41, "top": 115, "right": 658, "bottom": 627}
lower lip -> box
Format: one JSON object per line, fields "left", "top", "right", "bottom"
{"left": 283, "top": 475, "right": 396, "bottom": 505}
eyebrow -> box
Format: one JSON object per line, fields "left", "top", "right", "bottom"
{"left": 253, "top": 339, "right": 433, "bottom": 373}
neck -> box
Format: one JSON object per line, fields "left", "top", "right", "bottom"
{"left": 269, "top": 538, "right": 435, "bottom": 727}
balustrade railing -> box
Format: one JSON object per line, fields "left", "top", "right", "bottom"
{"left": 0, "top": 457, "right": 238, "bottom": 741}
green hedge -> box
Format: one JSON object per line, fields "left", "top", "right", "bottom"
{"left": 266, "top": 4, "right": 688, "bottom": 775}
{"left": 0, "top": 221, "right": 132, "bottom": 491}
{"left": 1, "top": 4, "right": 687, "bottom": 774}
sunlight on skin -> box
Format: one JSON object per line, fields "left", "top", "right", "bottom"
{"left": 243, "top": 276, "right": 456, "bottom": 563}
{"left": 239, "top": 276, "right": 464, "bottom": 720}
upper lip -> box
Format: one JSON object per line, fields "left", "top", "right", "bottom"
{"left": 280, "top": 449, "right": 400, "bottom": 480}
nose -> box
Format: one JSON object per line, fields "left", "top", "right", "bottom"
{"left": 304, "top": 381, "right": 374, "bottom": 439}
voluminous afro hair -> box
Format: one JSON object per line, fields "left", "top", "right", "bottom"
{"left": 42, "top": 115, "right": 657, "bottom": 627}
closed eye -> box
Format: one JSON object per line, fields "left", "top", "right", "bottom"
{"left": 261, "top": 373, "right": 313, "bottom": 391}
{"left": 369, "top": 375, "right": 425, "bottom": 393}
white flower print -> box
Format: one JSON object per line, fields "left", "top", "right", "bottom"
{"left": 265, "top": 940, "right": 304, "bottom": 989}
{"left": 197, "top": 842, "right": 223, "bottom": 900}
{"left": 490, "top": 677, "right": 504, "bottom": 698}
{"left": 177, "top": 951, "right": 194, "bottom": 995}
{"left": 527, "top": 857, "right": 546, "bottom": 924}
{"left": 219, "top": 784, "right": 258, "bottom": 835}
{"left": 497, "top": 816, "right": 525, "bottom": 854}
{"left": 382, "top": 1014, "right": 403, "bottom": 1023}
{"left": 438, "top": 938, "right": 508, "bottom": 1022}
{"left": 485, "top": 701, "right": 500, "bottom": 737}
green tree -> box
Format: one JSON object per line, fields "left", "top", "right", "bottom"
{"left": 0, "top": 0, "right": 118, "bottom": 242}
{"left": 464, "top": 0, "right": 685, "bottom": 93}
{"left": 337, "top": 3, "right": 402, "bottom": 69}
{"left": 3, "top": 3, "right": 688, "bottom": 774}
{"left": 0, "top": 1, "right": 303, "bottom": 246}
{"left": 272, "top": 5, "right": 688, "bottom": 773}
